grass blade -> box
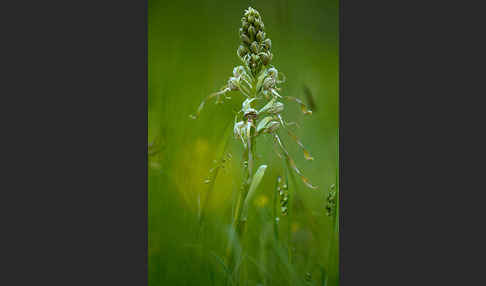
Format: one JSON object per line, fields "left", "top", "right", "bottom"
{"left": 241, "top": 164, "right": 268, "bottom": 220}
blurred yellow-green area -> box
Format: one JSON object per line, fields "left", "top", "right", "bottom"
{"left": 149, "top": 0, "right": 339, "bottom": 285}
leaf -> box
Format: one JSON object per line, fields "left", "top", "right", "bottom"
{"left": 241, "top": 165, "right": 267, "bottom": 220}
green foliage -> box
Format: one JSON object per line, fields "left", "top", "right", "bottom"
{"left": 149, "top": 1, "right": 339, "bottom": 285}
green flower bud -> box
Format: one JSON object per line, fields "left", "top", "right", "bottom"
{"left": 253, "top": 18, "right": 260, "bottom": 29}
{"left": 250, "top": 41, "right": 259, "bottom": 53}
{"left": 258, "top": 21, "right": 265, "bottom": 31}
{"left": 239, "top": 7, "right": 272, "bottom": 75}
{"left": 237, "top": 45, "right": 249, "bottom": 58}
{"left": 263, "top": 38, "right": 272, "bottom": 50}
{"left": 256, "top": 31, "right": 265, "bottom": 42}
{"left": 241, "top": 33, "right": 251, "bottom": 45}
{"left": 255, "top": 19, "right": 265, "bottom": 31}
{"left": 251, "top": 62, "right": 257, "bottom": 70}
{"left": 242, "top": 21, "right": 249, "bottom": 30}
{"left": 248, "top": 25, "right": 256, "bottom": 39}
{"left": 251, "top": 54, "right": 259, "bottom": 62}
{"left": 253, "top": 9, "right": 261, "bottom": 19}
{"left": 261, "top": 52, "right": 271, "bottom": 65}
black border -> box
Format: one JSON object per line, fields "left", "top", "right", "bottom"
{"left": 4, "top": 0, "right": 148, "bottom": 284}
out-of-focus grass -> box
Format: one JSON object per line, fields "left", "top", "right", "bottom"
{"left": 149, "top": 0, "right": 338, "bottom": 285}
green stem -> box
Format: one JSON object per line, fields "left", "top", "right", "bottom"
{"left": 227, "top": 104, "right": 257, "bottom": 286}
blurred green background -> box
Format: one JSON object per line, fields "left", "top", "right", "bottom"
{"left": 148, "top": 0, "right": 338, "bottom": 285}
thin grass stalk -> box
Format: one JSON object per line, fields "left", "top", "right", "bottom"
{"left": 197, "top": 121, "right": 233, "bottom": 235}
{"left": 285, "top": 160, "right": 297, "bottom": 265}
{"left": 273, "top": 176, "right": 280, "bottom": 242}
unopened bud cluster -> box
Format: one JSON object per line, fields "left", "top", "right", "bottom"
{"left": 277, "top": 176, "right": 289, "bottom": 216}
{"left": 325, "top": 184, "right": 337, "bottom": 217}
{"left": 237, "top": 7, "right": 273, "bottom": 75}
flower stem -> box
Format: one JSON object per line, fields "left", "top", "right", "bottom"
{"left": 226, "top": 103, "right": 257, "bottom": 286}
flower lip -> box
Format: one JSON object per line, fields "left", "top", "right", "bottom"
{"left": 243, "top": 108, "right": 258, "bottom": 121}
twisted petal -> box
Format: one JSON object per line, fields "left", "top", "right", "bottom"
{"left": 189, "top": 88, "right": 231, "bottom": 119}
{"left": 285, "top": 96, "right": 313, "bottom": 115}
{"left": 274, "top": 134, "right": 318, "bottom": 189}
{"left": 286, "top": 129, "right": 314, "bottom": 160}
